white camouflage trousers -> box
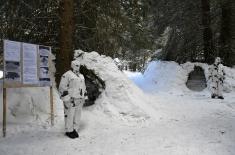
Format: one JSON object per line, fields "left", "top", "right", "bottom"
{"left": 64, "top": 99, "right": 84, "bottom": 132}
{"left": 211, "top": 81, "right": 223, "bottom": 97}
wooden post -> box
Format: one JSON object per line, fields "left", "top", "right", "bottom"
{"left": 50, "top": 86, "right": 54, "bottom": 126}
{"left": 3, "top": 88, "right": 7, "bottom": 137}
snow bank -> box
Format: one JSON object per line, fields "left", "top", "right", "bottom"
{"left": 123, "top": 71, "right": 143, "bottom": 86}
{"left": 126, "top": 61, "right": 235, "bottom": 94}
{"left": 72, "top": 50, "right": 158, "bottom": 121}
{"left": 0, "top": 82, "right": 63, "bottom": 136}
{"left": 129, "top": 61, "right": 189, "bottom": 94}
{"left": 223, "top": 67, "right": 235, "bottom": 92}
{"left": 0, "top": 87, "right": 62, "bottom": 124}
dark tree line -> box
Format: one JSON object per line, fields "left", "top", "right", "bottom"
{"left": 219, "top": 0, "right": 235, "bottom": 66}
{"left": 0, "top": 0, "right": 235, "bottom": 84}
{"left": 0, "top": 0, "right": 155, "bottom": 83}
{"left": 0, "top": 0, "right": 59, "bottom": 67}
{"left": 151, "top": 0, "right": 235, "bottom": 66}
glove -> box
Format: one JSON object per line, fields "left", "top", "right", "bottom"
{"left": 61, "top": 91, "right": 68, "bottom": 98}
{"left": 73, "top": 98, "right": 85, "bottom": 106}
{"left": 64, "top": 101, "right": 72, "bottom": 109}
{"left": 61, "top": 95, "right": 70, "bottom": 103}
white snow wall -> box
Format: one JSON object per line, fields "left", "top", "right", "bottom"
{"left": 72, "top": 50, "right": 158, "bottom": 120}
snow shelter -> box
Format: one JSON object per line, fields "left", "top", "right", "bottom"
{"left": 186, "top": 66, "right": 207, "bottom": 91}
{"left": 77, "top": 65, "right": 105, "bottom": 106}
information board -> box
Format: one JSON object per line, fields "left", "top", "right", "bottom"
{"left": 2, "top": 40, "right": 54, "bottom": 137}
{"left": 3, "top": 40, "right": 52, "bottom": 87}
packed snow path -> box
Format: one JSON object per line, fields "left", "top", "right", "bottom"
{"left": 0, "top": 91, "right": 234, "bottom": 155}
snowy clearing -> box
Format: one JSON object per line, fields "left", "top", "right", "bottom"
{"left": 0, "top": 53, "right": 235, "bottom": 155}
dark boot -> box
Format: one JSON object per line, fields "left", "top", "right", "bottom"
{"left": 211, "top": 94, "right": 216, "bottom": 99}
{"left": 72, "top": 129, "right": 79, "bottom": 138}
{"left": 218, "top": 96, "right": 224, "bottom": 99}
{"left": 65, "top": 132, "right": 77, "bottom": 139}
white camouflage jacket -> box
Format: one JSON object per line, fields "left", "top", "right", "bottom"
{"left": 59, "top": 70, "right": 87, "bottom": 102}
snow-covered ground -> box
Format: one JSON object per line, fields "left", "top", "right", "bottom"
{"left": 0, "top": 53, "right": 235, "bottom": 155}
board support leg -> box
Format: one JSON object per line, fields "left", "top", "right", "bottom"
{"left": 50, "top": 86, "right": 54, "bottom": 126}
{"left": 3, "top": 88, "right": 7, "bottom": 137}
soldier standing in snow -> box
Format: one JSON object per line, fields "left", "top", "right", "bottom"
{"left": 59, "top": 62, "right": 87, "bottom": 139}
{"left": 208, "top": 57, "right": 225, "bottom": 99}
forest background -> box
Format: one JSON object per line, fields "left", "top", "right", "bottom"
{"left": 0, "top": 0, "right": 235, "bottom": 84}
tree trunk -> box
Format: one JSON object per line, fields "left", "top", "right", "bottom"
{"left": 7, "top": 0, "right": 17, "bottom": 40}
{"left": 56, "top": 0, "right": 75, "bottom": 86}
{"left": 230, "top": 0, "right": 235, "bottom": 66}
{"left": 201, "top": 0, "right": 214, "bottom": 64}
{"left": 219, "top": 0, "right": 232, "bottom": 66}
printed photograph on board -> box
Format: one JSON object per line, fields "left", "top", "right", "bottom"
{"left": 39, "top": 46, "right": 50, "bottom": 67}
{"left": 40, "top": 55, "right": 49, "bottom": 67}
{"left": 5, "top": 71, "right": 21, "bottom": 82}
{"left": 39, "top": 45, "right": 51, "bottom": 86}
{"left": 39, "top": 67, "right": 51, "bottom": 86}
{"left": 5, "top": 61, "right": 21, "bottom": 72}
{"left": 39, "top": 46, "right": 50, "bottom": 56}
{"left": 40, "top": 67, "right": 49, "bottom": 78}
{"left": 39, "top": 77, "right": 51, "bottom": 86}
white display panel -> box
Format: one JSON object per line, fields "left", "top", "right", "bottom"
{"left": 22, "top": 43, "right": 38, "bottom": 84}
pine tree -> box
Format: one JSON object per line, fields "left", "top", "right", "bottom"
{"left": 201, "top": 0, "right": 214, "bottom": 64}
{"left": 219, "top": 0, "right": 235, "bottom": 67}
{"left": 56, "top": 0, "right": 75, "bottom": 86}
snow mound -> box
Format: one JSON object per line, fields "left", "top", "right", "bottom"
{"left": 127, "top": 61, "right": 235, "bottom": 94}
{"left": 223, "top": 66, "right": 235, "bottom": 92}
{"left": 72, "top": 50, "right": 157, "bottom": 121}
{"left": 133, "top": 61, "right": 189, "bottom": 94}
{"left": 123, "top": 70, "right": 143, "bottom": 86}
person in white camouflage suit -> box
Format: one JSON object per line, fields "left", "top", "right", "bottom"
{"left": 59, "top": 62, "right": 87, "bottom": 138}
{"left": 208, "top": 57, "right": 225, "bottom": 99}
